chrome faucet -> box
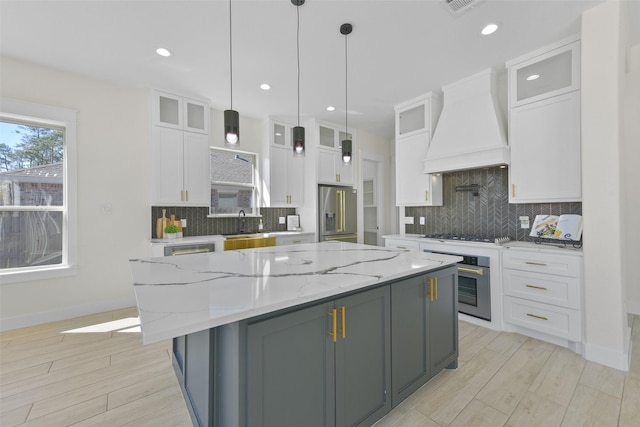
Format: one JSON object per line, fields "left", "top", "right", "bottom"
{"left": 238, "top": 209, "right": 246, "bottom": 234}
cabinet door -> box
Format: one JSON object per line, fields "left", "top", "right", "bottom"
{"left": 318, "top": 149, "right": 337, "bottom": 184}
{"left": 152, "top": 127, "right": 184, "bottom": 205}
{"left": 395, "top": 133, "right": 442, "bottom": 206}
{"left": 269, "top": 145, "right": 290, "bottom": 206}
{"left": 288, "top": 154, "right": 305, "bottom": 205}
{"left": 335, "top": 286, "right": 391, "bottom": 427}
{"left": 391, "top": 275, "right": 429, "bottom": 406}
{"left": 509, "top": 92, "right": 581, "bottom": 203}
{"left": 184, "top": 98, "right": 209, "bottom": 134}
{"left": 182, "top": 132, "right": 210, "bottom": 206}
{"left": 154, "top": 91, "right": 183, "bottom": 129}
{"left": 246, "top": 303, "right": 336, "bottom": 427}
{"left": 428, "top": 267, "right": 458, "bottom": 375}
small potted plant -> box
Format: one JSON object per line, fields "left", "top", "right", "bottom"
{"left": 164, "top": 223, "right": 179, "bottom": 239}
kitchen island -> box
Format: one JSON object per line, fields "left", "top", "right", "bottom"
{"left": 130, "top": 241, "right": 462, "bottom": 427}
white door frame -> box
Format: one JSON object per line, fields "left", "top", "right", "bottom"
{"left": 358, "top": 151, "right": 385, "bottom": 246}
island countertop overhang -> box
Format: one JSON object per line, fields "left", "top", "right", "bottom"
{"left": 130, "top": 241, "right": 462, "bottom": 344}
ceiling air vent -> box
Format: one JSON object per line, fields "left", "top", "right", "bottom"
{"left": 441, "top": 0, "right": 485, "bottom": 15}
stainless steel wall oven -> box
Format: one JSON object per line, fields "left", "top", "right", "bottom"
{"left": 424, "top": 250, "right": 491, "bottom": 321}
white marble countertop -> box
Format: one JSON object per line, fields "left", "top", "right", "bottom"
{"left": 130, "top": 241, "right": 462, "bottom": 344}
{"left": 150, "top": 231, "right": 313, "bottom": 245}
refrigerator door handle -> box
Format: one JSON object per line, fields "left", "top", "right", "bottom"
{"left": 336, "top": 190, "right": 346, "bottom": 233}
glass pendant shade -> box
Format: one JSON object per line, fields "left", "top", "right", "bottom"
{"left": 341, "top": 139, "right": 352, "bottom": 164}
{"left": 293, "top": 126, "right": 305, "bottom": 157}
{"left": 224, "top": 109, "right": 239, "bottom": 145}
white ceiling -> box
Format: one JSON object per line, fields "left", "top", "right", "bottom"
{"left": 1, "top": 0, "right": 638, "bottom": 140}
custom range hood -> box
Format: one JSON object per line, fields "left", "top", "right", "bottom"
{"left": 424, "top": 69, "right": 508, "bottom": 174}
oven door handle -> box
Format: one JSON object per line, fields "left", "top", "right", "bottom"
{"left": 458, "top": 266, "right": 484, "bottom": 276}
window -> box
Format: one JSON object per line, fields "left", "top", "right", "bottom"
{"left": 210, "top": 147, "right": 257, "bottom": 215}
{"left": 0, "top": 98, "right": 77, "bottom": 283}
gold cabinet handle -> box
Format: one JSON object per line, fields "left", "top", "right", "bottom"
{"left": 526, "top": 313, "right": 548, "bottom": 321}
{"left": 428, "top": 278, "right": 434, "bottom": 302}
{"left": 525, "top": 261, "right": 547, "bottom": 266}
{"left": 512, "top": 184, "right": 515, "bottom": 198}
{"left": 329, "top": 309, "right": 337, "bottom": 342}
{"left": 435, "top": 277, "right": 438, "bottom": 300}
{"left": 425, "top": 190, "right": 429, "bottom": 201}
{"left": 338, "top": 306, "right": 346, "bottom": 339}
{"left": 185, "top": 190, "right": 189, "bottom": 202}
{"left": 180, "top": 190, "right": 184, "bottom": 201}
{"left": 525, "top": 284, "right": 548, "bottom": 291}
{"left": 458, "top": 266, "right": 483, "bottom": 276}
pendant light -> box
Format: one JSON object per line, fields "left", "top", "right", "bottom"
{"left": 292, "top": 0, "right": 305, "bottom": 157}
{"left": 340, "top": 23, "right": 353, "bottom": 165}
{"left": 224, "top": 0, "right": 239, "bottom": 145}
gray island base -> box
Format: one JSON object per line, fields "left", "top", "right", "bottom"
{"left": 130, "top": 242, "right": 461, "bottom": 427}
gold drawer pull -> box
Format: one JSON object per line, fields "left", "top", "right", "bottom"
{"left": 526, "top": 313, "right": 548, "bottom": 321}
{"left": 525, "top": 261, "right": 547, "bottom": 266}
{"left": 525, "top": 284, "right": 548, "bottom": 291}
{"left": 512, "top": 184, "right": 515, "bottom": 198}
{"left": 329, "top": 309, "right": 337, "bottom": 342}
{"left": 338, "top": 306, "right": 346, "bottom": 339}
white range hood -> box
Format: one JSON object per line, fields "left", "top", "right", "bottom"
{"left": 424, "top": 69, "right": 509, "bottom": 174}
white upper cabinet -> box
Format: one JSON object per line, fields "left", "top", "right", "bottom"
{"left": 268, "top": 120, "right": 304, "bottom": 207}
{"left": 151, "top": 89, "right": 211, "bottom": 206}
{"left": 507, "top": 38, "right": 582, "bottom": 203}
{"left": 394, "top": 93, "right": 443, "bottom": 206}
{"left": 153, "top": 90, "right": 209, "bottom": 134}
{"left": 316, "top": 122, "right": 355, "bottom": 186}
{"left": 508, "top": 39, "right": 580, "bottom": 107}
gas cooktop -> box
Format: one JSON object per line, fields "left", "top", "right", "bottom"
{"left": 422, "top": 233, "right": 510, "bottom": 244}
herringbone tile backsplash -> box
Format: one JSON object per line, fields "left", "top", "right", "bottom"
{"left": 151, "top": 207, "right": 296, "bottom": 238}
{"left": 404, "top": 166, "right": 582, "bottom": 241}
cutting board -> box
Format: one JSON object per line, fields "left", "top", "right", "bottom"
{"left": 156, "top": 209, "right": 168, "bottom": 238}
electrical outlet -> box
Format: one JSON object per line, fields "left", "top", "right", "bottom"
{"left": 279, "top": 216, "right": 286, "bottom": 224}
{"left": 181, "top": 219, "right": 187, "bottom": 228}
{"left": 404, "top": 216, "right": 414, "bottom": 225}
{"left": 519, "top": 216, "right": 530, "bottom": 229}
{"left": 419, "top": 217, "right": 425, "bottom": 225}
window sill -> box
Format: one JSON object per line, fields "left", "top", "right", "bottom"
{"left": 1, "top": 265, "right": 78, "bottom": 284}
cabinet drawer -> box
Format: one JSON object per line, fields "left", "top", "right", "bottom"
{"left": 502, "top": 250, "right": 581, "bottom": 277}
{"left": 503, "top": 296, "right": 581, "bottom": 341}
{"left": 385, "top": 239, "right": 419, "bottom": 251}
{"left": 503, "top": 269, "right": 580, "bottom": 309}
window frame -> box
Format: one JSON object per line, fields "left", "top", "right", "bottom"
{"left": 0, "top": 98, "right": 77, "bottom": 284}
{"left": 209, "top": 146, "right": 259, "bottom": 217}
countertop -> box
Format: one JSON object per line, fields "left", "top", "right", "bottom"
{"left": 130, "top": 241, "right": 462, "bottom": 344}
{"left": 150, "top": 230, "right": 314, "bottom": 245}
{"left": 383, "top": 234, "right": 583, "bottom": 254}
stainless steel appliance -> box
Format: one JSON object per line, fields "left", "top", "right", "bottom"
{"left": 318, "top": 185, "right": 357, "bottom": 243}
{"left": 423, "top": 248, "right": 491, "bottom": 321}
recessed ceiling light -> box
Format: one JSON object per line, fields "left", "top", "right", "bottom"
{"left": 260, "top": 83, "right": 271, "bottom": 90}
{"left": 481, "top": 24, "right": 498, "bottom": 36}
{"left": 526, "top": 74, "right": 540, "bottom": 81}
{"left": 326, "top": 106, "right": 335, "bottom": 111}
{"left": 156, "top": 48, "right": 171, "bottom": 57}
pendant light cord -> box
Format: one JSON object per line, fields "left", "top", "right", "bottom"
{"left": 296, "top": 4, "right": 300, "bottom": 127}
{"left": 229, "top": 0, "right": 233, "bottom": 110}
{"left": 344, "top": 33, "right": 348, "bottom": 137}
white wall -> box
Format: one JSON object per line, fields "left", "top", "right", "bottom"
{"left": 623, "top": 44, "right": 640, "bottom": 316}
{"left": 1, "top": 57, "right": 150, "bottom": 329}
{"left": 581, "top": 0, "right": 632, "bottom": 370}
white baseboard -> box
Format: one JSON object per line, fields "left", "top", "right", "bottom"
{"left": 584, "top": 329, "right": 632, "bottom": 371}
{"left": 0, "top": 296, "right": 137, "bottom": 332}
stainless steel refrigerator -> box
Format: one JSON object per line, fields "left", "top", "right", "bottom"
{"left": 318, "top": 185, "right": 357, "bottom": 243}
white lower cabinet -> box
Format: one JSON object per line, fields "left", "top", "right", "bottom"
{"left": 275, "top": 233, "right": 314, "bottom": 246}
{"left": 384, "top": 238, "right": 420, "bottom": 251}
{"left": 502, "top": 248, "right": 583, "bottom": 344}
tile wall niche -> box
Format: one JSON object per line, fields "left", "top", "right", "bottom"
{"left": 151, "top": 206, "right": 296, "bottom": 238}
{"left": 404, "top": 166, "right": 582, "bottom": 241}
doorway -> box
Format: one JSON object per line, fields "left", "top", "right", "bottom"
{"left": 361, "top": 156, "right": 383, "bottom": 246}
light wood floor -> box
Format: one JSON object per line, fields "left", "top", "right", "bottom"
{"left": 1, "top": 308, "right": 638, "bottom": 426}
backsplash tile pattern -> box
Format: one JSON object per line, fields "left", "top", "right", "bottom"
{"left": 405, "top": 166, "right": 582, "bottom": 241}
{"left": 151, "top": 207, "right": 296, "bottom": 238}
